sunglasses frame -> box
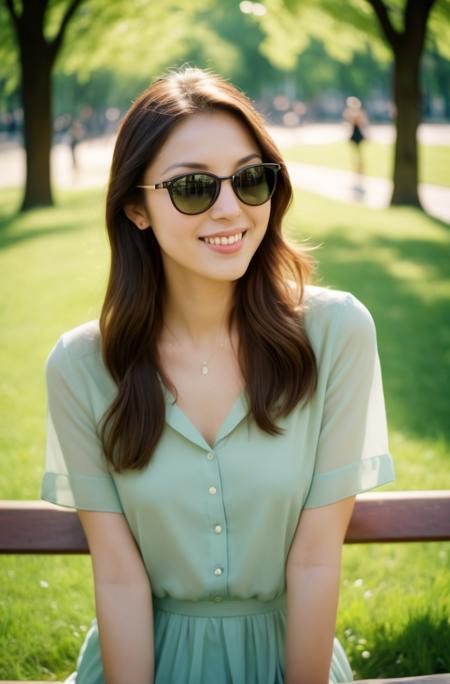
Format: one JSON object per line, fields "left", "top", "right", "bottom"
{"left": 136, "top": 162, "right": 281, "bottom": 215}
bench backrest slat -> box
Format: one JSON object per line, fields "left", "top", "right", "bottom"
{"left": 0, "top": 491, "right": 449, "bottom": 554}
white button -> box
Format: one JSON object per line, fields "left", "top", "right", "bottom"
{"left": 207, "top": 452, "right": 215, "bottom": 460}
{"left": 214, "top": 567, "right": 223, "bottom": 576}
{"left": 214, "top": 596, "right": 223, "bottom": 602}
{"left": 208, "top": 486, "right": 217, "bottom": 495}
{"left": 214, "top": 524, "right": 222, "bottom": 534}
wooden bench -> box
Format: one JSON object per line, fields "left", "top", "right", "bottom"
{"left": 1, "top": 491, "right": 449, "bottom": 683}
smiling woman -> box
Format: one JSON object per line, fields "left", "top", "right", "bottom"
{"left": 125, "top": 111, "right": 276, "bottom": 295}
{"left": 41, "top": 67, "right": 395, "bottom": 684}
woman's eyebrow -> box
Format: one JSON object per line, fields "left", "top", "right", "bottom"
{"left": 162, "top": 153, "right": 262, "bottom": 175}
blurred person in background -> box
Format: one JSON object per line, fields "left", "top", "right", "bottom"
{"left": 343, "top": 96, "right": 369, "bottom": 193}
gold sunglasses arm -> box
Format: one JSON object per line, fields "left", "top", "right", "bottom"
{"left": 136, "top": 183, "right": 164, "bottom": 190}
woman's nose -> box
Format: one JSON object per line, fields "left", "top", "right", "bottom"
{"left": 210, "top": 179, "right": 242, "bottom": 220}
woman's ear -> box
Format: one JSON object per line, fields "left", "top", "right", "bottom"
{"left": 123, "top": 202, "right": 151, "bottom": 230}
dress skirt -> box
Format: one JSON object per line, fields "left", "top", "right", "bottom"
{"left": 65, "top": 594, "right": 354, "bottom": 683}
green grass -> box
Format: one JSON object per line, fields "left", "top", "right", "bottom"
{"left": 283, "top": 140, "right": 450, "bottom": 188}
{"left": 1, "top": 185, "right": 449, "bottom": 680}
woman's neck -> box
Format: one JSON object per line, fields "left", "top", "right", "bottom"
{"left": 162, "top": 275, "right": 236, "bottom": 347}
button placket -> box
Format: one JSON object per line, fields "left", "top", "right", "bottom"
{"left": 204, "top": 448, "right": 228, "bottom": 598}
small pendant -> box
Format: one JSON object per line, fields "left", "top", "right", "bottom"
{"left": 201, "top": 361, "right": 208, "bottom": 375}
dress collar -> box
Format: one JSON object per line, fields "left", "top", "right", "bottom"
{"left": 161, "top": 382, "right": 249, "bottom": 450}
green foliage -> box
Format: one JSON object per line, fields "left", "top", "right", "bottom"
{"left": 55, "top": 0, "right": 220, "bottom": 80}
{"left": 0, "top": 1, "right": 20, "bottom": 94}
{"left": 291, "top": 38, "right": 390, "bottom": 101}
{"left": 0, "top": 0, "right": 222, "bottom": 89}
{"left": 178, "top": 2, "right": 282, "bottom": 97}
{"left": 254, "top": 0, "right": 391, "bottom": 73}
{"left": 255, "top": 0, "right": 448, "bottom": 73}
{"left": 257, "top": 0, "right": 311, "bottom": 71}
{"left": 427, "top": 0, "right": 450, "bottom": 60}
{"left": 1, "top": 0, "right": 447, "bottom": 114}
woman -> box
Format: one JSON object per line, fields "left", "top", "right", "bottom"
{"left": 343, "top": 96, "right": 369, "bottom": 183}
{"left": 42, "top": 67, "right": 395, "bottom": 684}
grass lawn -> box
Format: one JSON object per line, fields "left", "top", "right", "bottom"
{"left": 0, "top": 185, "right": 449, "bottom": 680}
{"left": 283, "top": 140, "right": 450, "bottom": 189}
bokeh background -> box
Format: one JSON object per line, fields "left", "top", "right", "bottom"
{"left": 0, "top": 0, "right": 449, "bottom": 680}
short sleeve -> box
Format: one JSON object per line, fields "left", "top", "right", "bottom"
{"left": 303, "top": 294, "right": 395, "bottom": 509}
{"left": 41, "top": 337, "right": 123, "bottom": 512}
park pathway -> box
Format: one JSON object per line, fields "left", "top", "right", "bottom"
{"left": 0, "top": 123, "right": 448, "bottom": 223}
{"left": 287, "top": 161, "right": 450, "bottom": 223}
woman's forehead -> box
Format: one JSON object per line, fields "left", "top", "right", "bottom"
{"left": 150, "top": 111, "right": 261, "bottom": 174}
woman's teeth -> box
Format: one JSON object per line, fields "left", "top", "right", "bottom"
{"left": 202, "top": 231, "right": 244, "bottom": 245}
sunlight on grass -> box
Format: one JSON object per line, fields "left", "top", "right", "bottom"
{"left": 283, "top": 140, "right": 450, "bottom": 188}
{"left": 0, "top": 185, "right": 449, "bottom": 679}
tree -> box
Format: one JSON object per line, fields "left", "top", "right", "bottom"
{"left": 256, "top": 0, "right": 450, "bottom": 208}
{"left": 365, "top": 0, "right": 436, "bottom": 205}
{"left": 3, "top": 0, "right": 83, "bottom": 209}
{"left": 0, "top": 0, "right": 222, "bottom": 211}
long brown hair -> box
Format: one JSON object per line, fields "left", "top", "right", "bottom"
{"left": 99, "top": 66, "right": 318, "bottom": 472}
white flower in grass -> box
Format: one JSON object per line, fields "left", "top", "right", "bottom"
{"left": 358, "top": 638, "right": 367, "bottom": 645}
{"left": 344, "top": 628, "right": 353, "bottom": 637}
{"left": 363, "top": 590, "right": 373, "bottom": 599}
{"left": 361, "top": 650, "right": 371, "bottom": 659}
{"left": 353, "top": 578, "right": 363, "bottom": 587}
{"left": 80, "top": 624, "right": 87, "bottom": 632}
{"left": 39, "top": 580, "right": 49, "bottom": 588}
{"left": 72, "top": 630, "right": 80, "bottom": 638}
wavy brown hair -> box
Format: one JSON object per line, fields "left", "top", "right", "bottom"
{"left": 99, "top": 66, "right": 318, "bottom": 472}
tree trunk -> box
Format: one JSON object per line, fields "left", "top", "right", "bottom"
{"left": 20, "top": 44, "right": 54, "bottom": 210}
{"left": 4, "top": 0, "right": 84, "bottom": 211}
{"left": 390, "top": 45, "right": 422, "bottom": 207}
{"left": 366, "top": 0, "right": 436, "bottom": 208}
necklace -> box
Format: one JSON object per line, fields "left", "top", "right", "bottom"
{"left": 164, "top": 323, "right": 228, "bottom": 376}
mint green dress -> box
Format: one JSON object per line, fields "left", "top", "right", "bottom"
{"left": 41, "top": 285, "right": 395, "bottom": 684}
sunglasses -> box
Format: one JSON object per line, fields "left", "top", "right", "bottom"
{"left": 136, "top": 162, "right": 281, "bottom": 215}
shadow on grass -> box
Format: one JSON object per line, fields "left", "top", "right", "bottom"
{"left": 0, "top": 187, "right": 104, "bottom": 251}
{"left": 422, "top": 211, "right": 450, "bottom": 231}
{"left": 306, "top": 226, "right": 450, "bottom": 446}
{"left": 351, "top": 611, "right": 450, "bottom": 677}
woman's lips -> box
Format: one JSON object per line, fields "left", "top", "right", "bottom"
{"left": 199, "top": 230, "right": 247, "bottom": 254}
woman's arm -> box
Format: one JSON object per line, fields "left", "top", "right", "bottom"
{"left": 78, "top": 510, "right": 154, "bottom": 684}
{"left": 284, "top": 496, "right": 356, "bottom": 684}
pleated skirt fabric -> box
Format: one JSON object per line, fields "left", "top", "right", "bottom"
{"left": 64, "top": 594, "right": 353, "bottom": 683}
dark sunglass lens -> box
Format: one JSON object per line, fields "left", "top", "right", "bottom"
{"left": 234, "top": 165, "right": 276, "bottom": 206}
{"left": 170, "top": 174, "right": 217, "bottom": 214}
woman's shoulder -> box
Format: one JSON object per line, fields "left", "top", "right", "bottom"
{"left": 46, "top": 320, "right": 102, "bottom": 376}
{"left": 45, "top": 321, "right": 117, "bottom": 406}
{"left": 303, "top": 283, "right": 366, "bottom": 310}
{"left": 300, "top": 284, "right": 376, "bottom": 339}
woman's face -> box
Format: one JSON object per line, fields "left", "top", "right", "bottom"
{"left": 127, "top": 110, "right": 271, "bottom": 285}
